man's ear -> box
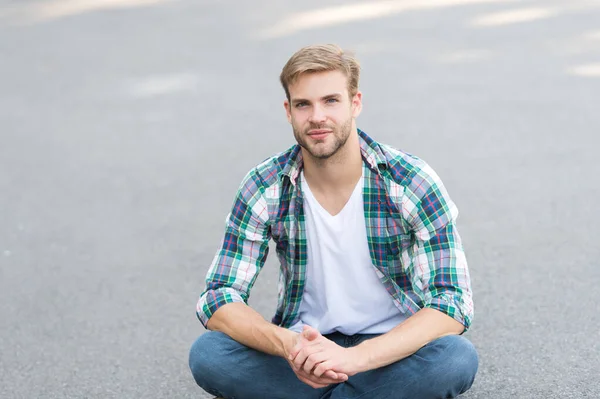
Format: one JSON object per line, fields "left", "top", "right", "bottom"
{"left": 352, "top": 91, "right": 363, "bottom": 118}
{"left": 283, "top": 100, "right": 292, "bottom": 123}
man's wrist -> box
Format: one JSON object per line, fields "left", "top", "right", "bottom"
{"left": 350, "top": 341, "right": 373, "bottom": 373}
{"left": 276, "top": 328, "right": 298, "bottom": 358}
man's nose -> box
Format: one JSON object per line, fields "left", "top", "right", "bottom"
{"left": 308, "top": 104, "right": 326, "bottom": 123}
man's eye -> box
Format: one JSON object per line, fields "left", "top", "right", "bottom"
{"left": 295, "top": 102, "right": 307, "bottom": 108}
{"left": 326, "top": 98, "right": 338, "bottom": 104}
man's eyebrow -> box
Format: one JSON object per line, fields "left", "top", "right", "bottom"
{"left": 321, "top": 93, "right": 342, "bottom": 100}
{"left": 290, "top": 98, "right": 310, "bottom": 104}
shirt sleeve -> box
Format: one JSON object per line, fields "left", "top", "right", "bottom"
{"left": 195, "top": 169, "right": 271, "bottom": 328}
{"left": 402, "top": 161, "right": 474, "bottom": 331}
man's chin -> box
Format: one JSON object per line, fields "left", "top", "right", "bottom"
{"left": 299, "top": 142, "right": 338, "bottom": 160}
{"left": 308, "top": 149, "right": 335, "bottom": 160}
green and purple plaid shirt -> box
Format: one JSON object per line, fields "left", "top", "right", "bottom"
{"left": 197, "top": 130, "right": 474, "bottom": 331}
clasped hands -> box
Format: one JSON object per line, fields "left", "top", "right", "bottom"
{"left": 285, "top": 325, "right": 363, "bottom": 389}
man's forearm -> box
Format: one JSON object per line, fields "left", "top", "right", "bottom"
{"left": 206, "top": 302, "right": 296, "bottom": 358}
{"left": 353, "top": 308, "right": 464, "bottom": 373}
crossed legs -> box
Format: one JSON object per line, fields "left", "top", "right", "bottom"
{"left": 189, "top": 331, "right": 478, "bottom": 399}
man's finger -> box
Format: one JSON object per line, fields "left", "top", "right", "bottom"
{"left": 319, "top": 368, "right": 347, "bottom": 381}
{"left": 302, "top": 351, "right": 328, "bottom": 374}
{"left": 292, "top": 364, "right": 341, "bottom": 385}
{"left": 315, "top": 362, "right": 348, "bottom": 380}
{"left": 289, "top": 330, "right": 321, "bottom": 359}
{"left": 296, "top": 370, "right": 326, "bottom": 385}
{"left": 289, "top": 359, "right": 342, "bottom": 387}
{"left": 292, "top": 344, "right": 322, "bottom": 369}
{"left": 314, "top": 362, "right": 331, "bottom": 378}
{"left": 298, "top": 374, "right": 328, "bottom": 389}
{"left": 323, "top": 369, "right": 339, "bottom": 380}
{"left": 290, "top": 340, "right": 318, "bottom": 359}
{"left": 298, "top": 367, "right": 346, "bottom": 385}
{"left": 297, "top": 371, "right": 341, "bottom": 386}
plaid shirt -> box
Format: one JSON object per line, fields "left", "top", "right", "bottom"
{"left": 197, "top": 130, "right": 474, "bottom": 331}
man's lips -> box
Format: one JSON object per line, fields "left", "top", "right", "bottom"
{"left": 307, "top": 129, "right": 332, "bottom": 139}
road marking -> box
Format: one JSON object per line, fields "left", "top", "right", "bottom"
{"left": 567, "top": 63, "right": 600, "bottom": 77}
{"left": 256, "top": 0, "right": 516, "bottom": 39}
{"left": 471, "top": 7, "right": 557, "bottom": 27}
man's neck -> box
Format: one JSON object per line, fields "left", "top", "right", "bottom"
{"left": 302, "top": 132, "right": 363, "bottom": 193}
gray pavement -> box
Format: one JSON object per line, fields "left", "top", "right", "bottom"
{"left": 1, "top": 0, "right": 599, "bottom": 398}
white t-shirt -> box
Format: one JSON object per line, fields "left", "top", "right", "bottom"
{"left": 290, "top": 171, "right": 407, "bottom": 335}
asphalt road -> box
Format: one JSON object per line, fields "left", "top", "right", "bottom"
{"left": 1, "top": 0, "right": 599, "bottom": 398}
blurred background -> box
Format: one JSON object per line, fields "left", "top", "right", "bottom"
{"left": 1, "top": 0, "right": 599, "bottom": 398}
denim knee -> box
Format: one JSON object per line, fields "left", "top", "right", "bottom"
{"left": 431, "top": 335, "right": 479, "bottom": 393}
{"left": 188, "top": 331, "right": 230, "bottom": 394}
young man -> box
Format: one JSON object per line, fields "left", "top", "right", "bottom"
{"left": 189, "top": 44, "right": 478, "bottom": 399}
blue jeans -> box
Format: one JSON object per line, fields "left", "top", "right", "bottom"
{"left": 189, "top": 330, "right": 478, "bottom": 399}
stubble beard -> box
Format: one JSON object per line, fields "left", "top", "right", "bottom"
{"left": 293, "top": 117, "right": 353, "bottom": 160}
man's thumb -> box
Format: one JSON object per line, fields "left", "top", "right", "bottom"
{"left": 302, "top": 325, "right": 319, "bottom": 340}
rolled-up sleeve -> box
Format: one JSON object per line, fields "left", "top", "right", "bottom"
{"left": 403, "top": 162, "right": 474, "bottom": 331}
{"left": 196, "top": 170, "right": 271, "bottom": 328}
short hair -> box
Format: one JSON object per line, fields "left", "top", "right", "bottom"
{"left": 280, "top": 44, "right": 361, "bottom": 101}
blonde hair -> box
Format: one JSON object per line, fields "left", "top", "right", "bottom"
{"left": 280, "top": 44, "right": 360, "bottom": 101}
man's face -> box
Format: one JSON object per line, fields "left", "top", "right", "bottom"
{"left": 284, "top": 70, "right": 362, "bottom": 160}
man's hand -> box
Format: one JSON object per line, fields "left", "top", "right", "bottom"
{"left": 290, "top": 326, "right": 364, "bottom": 380}
{"left": 284, "top": 326, "right": 349, "bottom": 389}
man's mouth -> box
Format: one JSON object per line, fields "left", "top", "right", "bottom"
{"left": 307, "top": 129, "right": 332, "bottom": 140}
